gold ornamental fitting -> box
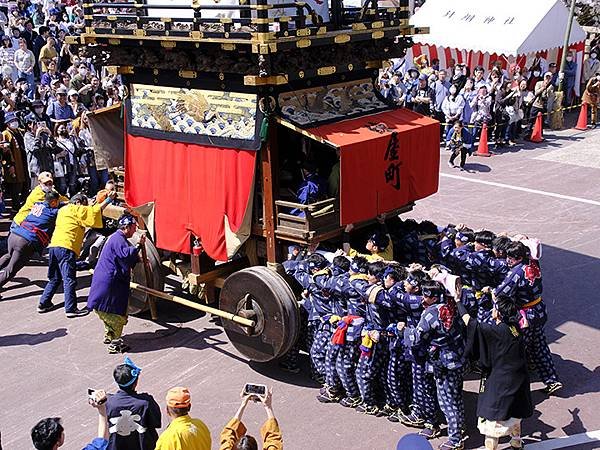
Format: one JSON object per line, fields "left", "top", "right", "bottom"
{"left": 317, "top": 66, "right": 336, "bottom": 76}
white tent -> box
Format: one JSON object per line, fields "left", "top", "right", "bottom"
{"left": 410, "top": 0, "right": 586, "bottom": 56}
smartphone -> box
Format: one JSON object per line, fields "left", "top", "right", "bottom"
{"left": 243, "top": 383, "right": 267, "bottom": 401}
{"left": 87, "top": 388, "right": 107, "bottom": 405}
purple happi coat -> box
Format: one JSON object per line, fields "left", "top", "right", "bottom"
{"left": 87, "top": 230, "right": 140, "bottom": 316}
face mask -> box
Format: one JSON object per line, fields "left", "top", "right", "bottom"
{"left": 78, "top": 68, "right": 87, "bottom": 77}
{"left": 41, "top": 184, "right": 52, "bottom": 193}
{"left": 566, "top": 56, "right": 573, "bottom": 62}
{"left": 533, "top": 71, "right": 541, "bottom": 77}
{"left": 35, "top": 107, "right": 43, "bottom": 114}
{"left": 449, "top": 86, "right": 457, "bottom": 95}
{"left": 591, "top": 53, "right": 598, "bottom": 59}
{"left": 8, "top": 121, "right": 18, "bottom": 130}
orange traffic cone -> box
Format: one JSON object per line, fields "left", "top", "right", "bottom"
{"left": 529, "top": 112, "right": 544, "bottom": 143}
{"left": 575, "top": 103, "right": 588, "bottom": 131}
{"left": 475, "top": 123, "right": 491, "bottom": 157}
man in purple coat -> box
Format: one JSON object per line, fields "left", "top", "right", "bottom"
{"left": 88, "top": 214, "right": 145, "bottom": 354}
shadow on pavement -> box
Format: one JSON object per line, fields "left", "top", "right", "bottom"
{"left": 248, "top": 353, "right": 323, "bottom": 389}
{"left": 125, "top": 324, "right": 249, "bottom": 363}
{"left": 0, "top": 328, "right": 67, "bottom": 347}
{"left": 463, "top": 162, "right": 491, "bottom": 173}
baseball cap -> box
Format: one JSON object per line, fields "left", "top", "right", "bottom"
{"left": 68, "top": 88, "right": 78, "bottom": 97}
{"left": 166, "top": 387, "right": 191, "bottom": 408}
{"left": 38, "top": 171, "right": 53, "bottom": 183}
{"left": 56, "top": 86, "right": 68, "bottom": 95}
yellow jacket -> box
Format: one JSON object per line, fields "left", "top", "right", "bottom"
{"left": 347, "top": 240, "right": 394, "bottom": 262}
{"left": 13, "top": 186, "right": 69, "bottom": 225}
{"left": 155, "top": 415, "right": 211, "bottom": 450}
{"left": 219, "top": 417, "right": 283, "bottom": 450}
{"left": 49, "top": 203, "right": 103, "bottom": 256}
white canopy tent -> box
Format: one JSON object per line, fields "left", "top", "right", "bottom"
{"left": 410, "top": 0, "right": 586, "bottom": 56}
{"left": 403, "top": 0, "right": 588, "bottom": 95}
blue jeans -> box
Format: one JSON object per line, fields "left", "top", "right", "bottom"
{"left": 40, "top": 247, "right": 78, "bottom": 312}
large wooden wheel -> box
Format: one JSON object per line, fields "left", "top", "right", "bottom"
{"left": 128, "top": 230, "right": 164, "bottom": 315}
{"left": 219, "top": 266, "right": 300, "bottom": 362}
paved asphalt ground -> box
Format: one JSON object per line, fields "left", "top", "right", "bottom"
{"left": 0, "top": 120, "right": 599, "bottom": 450}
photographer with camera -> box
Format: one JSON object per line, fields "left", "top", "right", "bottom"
{"left": 104, "top": 358, "right": 162, "bottom": 450}
{"left": 24, "top": 117, "right": 58, "bottom": 190}
{"left": 30, "top": 389, "right": 110, "bottom": 450}
{"left": 527, "top": 72, "right": 554, "bottom": 134}
{"left": 54, "top": 120, "right": 83, "bottom": 196}
{"left": 219, "top": 385, "right": 283, "bottom": 450}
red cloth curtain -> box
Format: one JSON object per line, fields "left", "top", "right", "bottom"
{"left": 125, "top": 134, "right": 257, "bottom": 261}
{"left": 308, "top": 109, "right": 440, "bottom": 225}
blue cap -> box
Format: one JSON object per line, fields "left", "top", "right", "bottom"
{"left": 4, "top": 111, "right": 17, "bottom": 125}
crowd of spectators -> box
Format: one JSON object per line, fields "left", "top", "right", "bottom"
{"left": 379, "top": 44, "right": 600, "bottom": 147}
{"left": 0, "top": 0, "right": 124, "bottom": 214}
{"left": 29, "top": 358, "right": 284, "bottom": 450}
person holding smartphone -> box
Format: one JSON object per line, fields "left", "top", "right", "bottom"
{"left": 30, "top": 390, "right": 110, "bottom": 450}
{"left": 219, "top": 386, "right": 283, "bottom": 450}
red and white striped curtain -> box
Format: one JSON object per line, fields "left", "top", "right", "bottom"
{"left": 406, "top": 41, "right": 586, "bottom": 95}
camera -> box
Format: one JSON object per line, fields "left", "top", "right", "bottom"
{"left": 242, "top": 383, "right": 267, "bottom": 401}
{"left": 87, "top": 388, "right": 107, "bottom": 405}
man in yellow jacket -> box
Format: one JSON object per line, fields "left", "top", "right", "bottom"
{"left": 12, "top": 171, "right": 69, "bottom": 227}
{"left": 38, "top": 192, "right": 115, "bottom": 317}
{"left": 342, "top": 215, "right": 394, "bottom": 262}
{"left": 155, "top": 387, "right": 211, "bottom": 450}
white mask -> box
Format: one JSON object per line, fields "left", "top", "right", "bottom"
{"left": 533, "top": 71, "right": 541, "bottom": 77}
{"left": 78, "top": 68, "right": 88, "bottom": 77}
{"left": 41, "top": 184, "right": 53, "bottom": 193}
{"left": 591, "top": 53, "right": 597, "bottom": 59}
{"left": 449, "top": 86, "right": 457, "bottom": 95}
{"left": 566, "top": 56, "right": 573, "bottom": 62}
{"left": 8, "top": 121, "right": 18, "bottom": 130}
